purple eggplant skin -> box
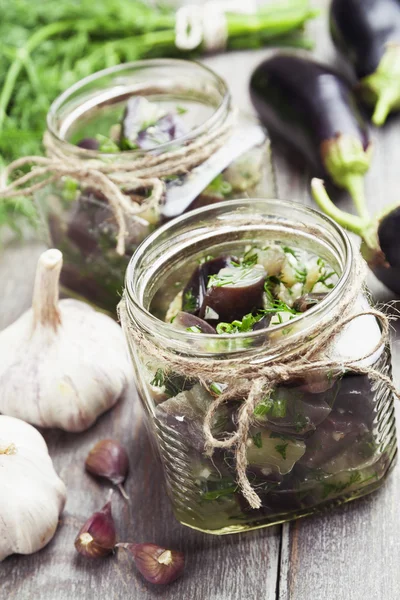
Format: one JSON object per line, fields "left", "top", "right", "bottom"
{"left": 76, "top": 137, "right": 100, "bottom": 151}
{"left": 181, "top": 257, "right": 235, "bottom": 316}
{"left": 250, "top": 54, "right": 372, "bottom": 218}
{"left": 172, "top": 311, "right": 216, "bottom": 334}
{"left": 359, "top": 206, "right": 400, "bottom": 295}
{"left": 330, "top": 0, "right": 400, "bottom": 126}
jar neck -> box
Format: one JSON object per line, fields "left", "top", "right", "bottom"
{"left": 124, "top": 199, "right": 353, "bottom": 362}
{"left": 46, "top": 59, "right": 231, "bottom": 162}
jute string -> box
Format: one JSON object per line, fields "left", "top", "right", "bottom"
{"left": 0, "top": 109, "right": 236, "bottom": 255}
{"left": 119, "top": 248, "right": 400, "bottom": 509}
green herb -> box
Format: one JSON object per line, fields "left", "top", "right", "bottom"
{"left": 294, "top": 412, "right": 309, "bottom": 432}
{"left": 149, "top": 368, "right": 192, "bottom": 397}
{"left": 209, "top": 382, "right": 223, "bottom": 395}
{"left": 0, "top": 0, "right": 316, "bottom": 170}
{"left": 254, "top": 395, "right": 287, "bottom": 418}
{"left": 208, "top": 263, "right": 263, "bottom": 289}
{"left": 61, "top": 177, "right": 79, "bottom": 202}
{"left": 201, "top": 477, "right": 238, "bottom": 501}
{"left": 203, "top": 174, "right": 233, "bottom": 198}
{"left": 282, "top": 246, "right": 298, "bottom": 259}
{"left": 199, "top": 255, "right": 214, "bottom": 265}
{"left": 295, "top": 265, "right": 307, "bottom": 284}
{"left": 150, "top": 368, "right": 164, "bottom": 388}
{"left": 95, "top": 134, "right": 120, "bottom": 153}
{"left": 315, "top": 269, "right": 337, "bottom": 289}
{"left": 182, "top": 290, "right": 197, "bottom": 312}
{"left": 275, "top": 442, "right": 288, "bottom": 460}
{"left": 216, "top": 312, "right": 264, "bottom": 335}
{"left": 186, "top": 325, "right": 201, "bottom": 333}
{"left": 242, "top": 248, "right": 259, "bottom": 267}
{"left": 321, "top": 471, "right": 362, "bottom": 500}
{"left": 252, "top": 432, "right": 263, "bottom": 448}
{"left": 201, "top": 485, "right": 238, "bottom": 501}
{"left": 176, "top": 105, "right": 187, "bottom": 115}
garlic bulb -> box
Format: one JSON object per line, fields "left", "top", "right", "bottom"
{"left": 0, "top": 249, "right": 132, "bottom": 431}
{"left": 0, "top": 415, "right": 66, "bottom": 561}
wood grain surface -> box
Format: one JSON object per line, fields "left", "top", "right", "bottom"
{"left": 1, "top": 1, "right": 400, "bottom": 599}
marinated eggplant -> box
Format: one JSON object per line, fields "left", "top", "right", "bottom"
{"left": 144, "top": 241, "right": 392, "bottom": 531}
{"left": 44, "top": 92, "right": 269, "bottom": 314}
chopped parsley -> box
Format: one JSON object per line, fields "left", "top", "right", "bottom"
{"left": 275, "top": 442, "right": 288, "bottom": 460}
{"left": 254, "top": 395, "right": 287, "bottom": 418}
{"left": 321, "top": 471, "right": 362, "bottom": 499}
{"left": 252, "top": 432, "right": 263, "bottom": 448}
{"left": 176, "top": 105, "right": 188, "bottom": 115}
{"left": 182, "top": 290, "right": 197, "bottom": 312}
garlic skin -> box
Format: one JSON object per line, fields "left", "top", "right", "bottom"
{"left": 0, "top": 249, "right": 132, "bottom": 431}
{"left": 0, "top": 415, "right": 66, "bottom": 561}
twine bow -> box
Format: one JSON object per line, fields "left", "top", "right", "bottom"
{"left": 0, "top": 110, "right": 236, "bottom": 255}
{"left": 119, "top": 246, "right": 400, "bottom": 510}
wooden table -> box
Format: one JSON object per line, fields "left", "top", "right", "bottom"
{"left": 1, "top": 2, "right": 400, "bottom": 598}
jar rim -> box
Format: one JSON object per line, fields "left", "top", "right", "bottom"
{"left": 124, "top": 198, "right": 353, "bottom": 358}
{"left": 46, "top": 58, "right": 231, "bottom": 158}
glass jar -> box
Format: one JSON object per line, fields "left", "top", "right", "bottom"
{"left": 121, "top": 199, "right": 397, "bottom": 535}
{"left": 37, "top": 59, "right": 274, "bottom": 314}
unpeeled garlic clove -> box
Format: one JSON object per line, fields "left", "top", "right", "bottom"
{"left": 75, "top": 499, "right": 116, "bottom": 558}
{"left": 117, "top": 542, "right": 185, "bottom": 585}
{"left": 85, "top": 439, "right": 130, "bottom": 500}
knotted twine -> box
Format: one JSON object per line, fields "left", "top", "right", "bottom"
{"left": 119, "top": 248, "right": 400, "bottom": 510}
{"left": 0, "top": 109, "right": 236, "bottom": 256}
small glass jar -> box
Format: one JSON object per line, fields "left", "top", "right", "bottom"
{"left": 122, "top": 199, "right": 397, "bottom": 535}
{"left": 37, "top": 60, "right": 274, "bottom": 314}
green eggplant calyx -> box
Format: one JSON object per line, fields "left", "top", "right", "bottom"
{"left": 321, "top": 135, "right": 372, "bottom": 220}
{"left": 359, "top": 43, "right": 400, "bottom": 126}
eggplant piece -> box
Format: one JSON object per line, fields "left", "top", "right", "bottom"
{"left": 201, "top": 264, "right": 266, "bottom": 323}
{"left": 120, "top": 97, "right": 187, "bottom": 150}
{"left": 298, "top": 414, "right": 368, "bottom": 469}
{"left": 76, "top": 137, "right": 100, "bottom": 150}
{"left": 172, "top": 311, "right": 216, "bottom": 334}
{"left": 330, "top": 0, "right": 400, "bottom": 126}
{"left": 136, "top": 113, "right": 187, "bottom": 150}
{"left": 246, "top": 430, "right": 306, "bottom": 476}
{"left": 312, "top": 178, "right": 400, "bottom": 295}
{"left": 293, "top": 293, "right": 327, "bottom": 313}
{"left": 255, "top": 386, "right": 333, "bottom": 437}
{"left": 181, "top": 256, "right": 236, "bottom": 316}
{"left": 250, "top": 54, "right": 372, "bottom": 220}
{"left": 155, "top": 384, "right": 233, "bottom": 454}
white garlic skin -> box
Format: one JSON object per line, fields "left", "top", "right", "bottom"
{"left": 0, "top": 250, "right": 133, "bottom": 432}
{"left": 0, "top": 415, "right": 66, "bottom": 561}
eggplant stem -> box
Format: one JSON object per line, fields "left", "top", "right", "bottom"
{"left": 341, "top": 174, "right": 370, "bottom": 221}
{"left": 372, "top": 89, "right": 399, "bottom": 127}
{"left": 311, "top": 178, "right": 367, "bottom": 237}
{"left": 117, "top": 483, "right": 130, "bottom": 502}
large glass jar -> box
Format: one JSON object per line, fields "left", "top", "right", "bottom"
{"left": 37, "top": 60, "right": 274, "bottom": 314}
{"left": 121, "top": 199, "right": 397, "bottom": 535}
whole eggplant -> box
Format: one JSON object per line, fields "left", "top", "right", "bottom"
{"left": 250, "top": 54, "right": 372, "bottom": 220}
{"left": 330, "top": 0, "right": 400, "bottom": 126}
{"left": 312, "top": 178, "right": 400, "bottom": 295}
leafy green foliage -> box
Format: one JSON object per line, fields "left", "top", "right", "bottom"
{"left": 0, "top": 0, "right": 316, "bottom": 164}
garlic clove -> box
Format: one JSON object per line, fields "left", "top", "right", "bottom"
{"left": 0, "top": 415, "right": 66, "bottom": 561}
{"left": 85, "top": 439, "right": 130, "bottom": 499}
{"left": 117, "top": 543, "right": 185, "bottom": 585}
{"left": 0, "top": 249, "right": 133, "bottom": 432}
{"left": 75, "top": 498, "right": 116, "bottom": 558}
